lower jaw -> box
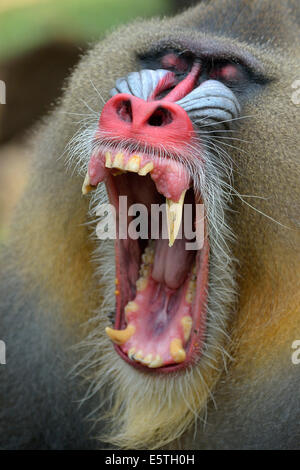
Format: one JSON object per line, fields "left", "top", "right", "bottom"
{"left": 105, "top": 175, "right": 210, "bottom": 374}
{"left": 116, "top": 240, "right": 209, "bottom": 374}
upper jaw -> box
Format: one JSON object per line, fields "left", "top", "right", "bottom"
{"left": 84, "top": 145, "right": 193, "bottom": 248}
{"left": 85, "top": 143, "right": 192, "bottom": 201}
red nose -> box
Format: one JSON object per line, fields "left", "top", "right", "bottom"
{"left": 99, "top": 93, "right": 194, "bottom": 148}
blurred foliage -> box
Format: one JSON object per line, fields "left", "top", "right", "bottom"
{"left": 0, "top": 0, "right": 173, "bottom": 60}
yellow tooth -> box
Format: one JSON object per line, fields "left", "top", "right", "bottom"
{"left": 128, "top": 347, "right": 136, "bottom": 359}
{"left": 185, "top": 291, "right": 194, "bottom": 304}
{"left": 124, "top": 301, "right": 139, "bottom": 313}
{"left": 113, "top": 152, "right": 124, "bottom": 170}
{"left": 82, "top": 172, "right": 94, "bottom": 195}
{"left": 143, "top": 354, "right": 153, "bottom": 364}
{"left": 166, "top": 190, "right": 186, "bottom": 247}
{"left": 138, "top": 161, "right": 154, "bottom": 176}
{"left": 181, "top": 316, "right": 193, "bottom": 343}
{"left": 139, "top": 353, "right": 153, "bottom": 365}
{"left": 170, "top": 338, "right": 186, "bottom": 363}
{"left": 185, "top": 279, "right": 196, "bottom": 303}
{"left": 135, "top": 350, "right": 143, "bottom": 360}
{"left": 125, "top": 155, "right": 140, "bottom": 172}
{"left": 148, "top": 354, "right": 163, "bottom": 368}
{"left": 124, "top": 301, "right": 139, "bottom": 320}
{"left": 105, "top": 324, "right": 135, "bottom": 345}
{"left": 105, "top": 152, "right": 112, "bottom": 168}
{"left": 136, "top": 277, "right": 148, "bottom": 291}
{"left": 140, "top": 264, "right": 150, "bottom": 278}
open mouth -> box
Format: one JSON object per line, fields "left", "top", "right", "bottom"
{"left": 78, "top": 54, "right": 242, "bottom": 373}
{"left": 83, "top": 145, "right": 209, "bottom": 373}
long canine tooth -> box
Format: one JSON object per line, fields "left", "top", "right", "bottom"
{"left": 105, "top": 324, "right": 135, "bottom": 345}
{"left": 138, "top": 161, "right": 154, "bottom": 176}
{"left": 105, "top": 152, "right": 112, "bottom": 168}
{"left": 82, "top": 172, "right": 94, "bottom": 195}
{"left": 166, "top": 190, "right": 186, "bottom": 247}
{"left": 113, "top": 152, "right": 124, "bottom": 170}
{"left": 170, "top": 338, "right": 186, "bottom": 363}
{"left": 125, "top": 155, "right": 140, "bottom": 172}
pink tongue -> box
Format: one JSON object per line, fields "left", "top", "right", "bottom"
{"left": 152, "top": 238, "right": 194, "bottom": 290}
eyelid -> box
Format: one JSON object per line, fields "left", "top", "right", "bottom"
{"left": 140, "top": 45, "right": 269, "bottom": 86}
{"left": 209, "top": 63, "right": 243, "bottom": 81}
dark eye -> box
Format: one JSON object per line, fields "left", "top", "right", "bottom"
{"left": 209, "top": 63, "right": 245, "bottom": 83}
{"left": 161, "top": 53, "right": 190, "bottom": 72}
{"left": 139, "top": 50, "right": 268, "bottom": 95}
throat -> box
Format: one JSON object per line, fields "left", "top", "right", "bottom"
{"left": 152, "top": 238, "right": 195, "bottom": 290}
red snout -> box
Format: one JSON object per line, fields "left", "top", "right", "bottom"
{"left": 99, "top": 93, "right": 194, "bottom": 149}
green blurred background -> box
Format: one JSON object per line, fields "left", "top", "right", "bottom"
{"left": 0, "top": 0, "right": 195, "bottom": 241}
{"left": 0, "top": 0, "right": 173, "bottom": 61}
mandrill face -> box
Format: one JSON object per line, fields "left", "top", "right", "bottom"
{"left": 81, "top": 56, "right": 251, "bottom": 373}
{"left": 61, "top": 0, "right": 300, "bottom": 450}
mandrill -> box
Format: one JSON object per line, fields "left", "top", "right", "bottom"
{"left": 0, "top": 0, "right": 300, "bottom": 450}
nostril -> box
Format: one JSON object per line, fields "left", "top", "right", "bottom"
{"left": 148, "top": 107, "right": 173, "bottom": 127}
{"left": 117, "top": 99, "right": 133, "bottom": 123}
